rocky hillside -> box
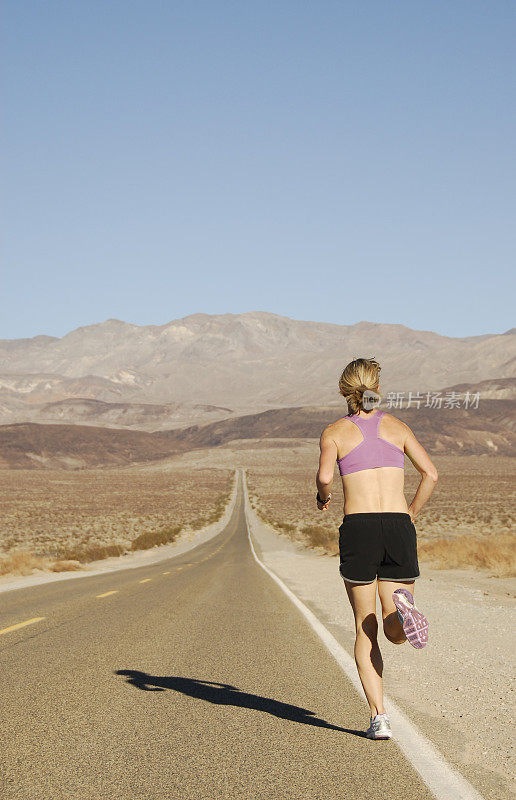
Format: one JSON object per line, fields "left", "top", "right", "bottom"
{"left": 0, "top": 398, "right": 513, "bottom": 469}
{"left": 0, "top": 312, "right": 514, "bottom": 430}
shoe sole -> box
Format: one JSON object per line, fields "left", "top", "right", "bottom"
{"left": 393, "top": 588, "right": 429, "bottom": 649}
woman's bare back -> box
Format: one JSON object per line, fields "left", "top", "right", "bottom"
{"left": 330, "top": 411, "right": 410, "bottom": 514}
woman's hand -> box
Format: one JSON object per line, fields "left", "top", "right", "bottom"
{"left": 316, "top": 492, "right": 332, "bottom": 511}
{"left": 408, "top": 506, "right": 416, "bottom": 523}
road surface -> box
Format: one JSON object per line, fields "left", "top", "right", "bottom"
{"left": 0, "top": 472, "right": 433, "bottom": 799}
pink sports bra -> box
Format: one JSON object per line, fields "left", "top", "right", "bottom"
{"left": 337, "top": 410, "right": 405, "bottom": 476}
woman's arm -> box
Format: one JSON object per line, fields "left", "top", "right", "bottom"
{"left": 402, "top": 423, "right": 439, "bottom": 520}
{"left": 316, "top": 428, "right": 338, "bottom": 509}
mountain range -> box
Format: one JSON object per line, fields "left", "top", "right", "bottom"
{"left": 0, "top": 398, "right": 513, "bottom": 469}
{"left": 1, "top": 311, "right": 514, "bottom": 431}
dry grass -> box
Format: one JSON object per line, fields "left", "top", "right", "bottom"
{"left": 0, "top": 549, "right": 52, "bottom": 576}
{"left": 130, "top": 525, "right": 182, "bottom": 551}
{"left": 0, "top": 549, "right": 82, "bottom": 576}
{"left": 0, "top": 464, "right": 234, "bottom": 574}
{"left": 299, "top": 524, "right": 340, "bottom": 555}
{"left": 418, "top": 533, "right": 516, "bottom": 577}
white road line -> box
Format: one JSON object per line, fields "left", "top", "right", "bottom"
{"left": 242, "top": 470, "right": 484, "bottom": 800}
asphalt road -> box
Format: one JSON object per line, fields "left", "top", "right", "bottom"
{"left": 0, "top": 472, "right": 434, "bottom": 800}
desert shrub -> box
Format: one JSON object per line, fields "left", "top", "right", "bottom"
{"left": 51, "top": 560, "right": 82, "bottom": 572}
{"left": 131, "top": 525, "right": 182, "bottom": 551}
{"left": 300, "top": 524, "right": 339, "bottom": 555}
{"left": 184, "top": 488, "right": 233, "bottom": 531}
{"left": 0, "top": 548, "right": 52, "bottom": 576}
{"left": 0, "top": 548, "right": 84, "bottom": 575}
{"left": 186, "top": 518, "right": 206, "bottom": 531}
{"left": 276, "top": 521, "right": 297, "bottom": 533}
{"left": 57, "top": 542, "right": 127, "bottom": 562}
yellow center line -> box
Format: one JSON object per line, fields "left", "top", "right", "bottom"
{"left": 162, "top": 571, "right": 171, "bottom": 575}
{"left": 96, "top": 590, "right": 118, "bottom": 598}
{"left": 139, "top": 578, "right": 152, "bottom": 583}
{"left": 0, "top": 616, "right": 45, "bottom": 636}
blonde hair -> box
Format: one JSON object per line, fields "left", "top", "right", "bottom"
{"left": 338, "top": 357, "right": 381, "bottom": 415}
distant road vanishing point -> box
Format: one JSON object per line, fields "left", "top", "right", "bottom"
{"left": 0, "top": 472, "right": 438, "bottom": 800}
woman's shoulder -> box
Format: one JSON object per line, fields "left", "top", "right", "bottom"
{"left": 327, "top": 413, "right": 355, "bottom": 428}
{"left": 380, "top": 411, "right": 414, "bottom": 444}
{"left": 321, "top": 415, "right": 355, "bottom": 439}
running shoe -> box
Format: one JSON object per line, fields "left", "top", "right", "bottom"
{"left": 392, "top": 587, "right": 429, "bottom": 649}
{"left": 365, "top": 713, "right": 392, "bottom": 740}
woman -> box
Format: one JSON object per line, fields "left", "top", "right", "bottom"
{"left": 315, "top": 357, "right": 438, "bottom": 740}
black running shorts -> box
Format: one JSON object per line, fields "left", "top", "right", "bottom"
{"left": 338, "top": 512, "right": 420, "bottom": 584}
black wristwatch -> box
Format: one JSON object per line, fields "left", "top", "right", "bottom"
{"left": 316, "top": 491, "right": 331, "bottom": 504}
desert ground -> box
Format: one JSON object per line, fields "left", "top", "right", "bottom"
{"left": 1, "top": 440, "right": 514, "bottom": 577}
{"left": 0, "top": 464, "right": 234, "bottom": 573}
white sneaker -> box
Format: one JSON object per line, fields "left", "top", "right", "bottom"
{"left": 365, "top": 713, "right": 392, "bottom": 739}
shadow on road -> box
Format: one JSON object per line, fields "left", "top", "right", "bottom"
{"left": 115, "top": 669, "right": 367, "bottom": 737}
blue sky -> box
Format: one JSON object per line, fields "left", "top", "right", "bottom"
{"left": 2, "top": 1, "right": 515, "bottom": 340}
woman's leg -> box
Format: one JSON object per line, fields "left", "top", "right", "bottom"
{"left": 344, "top": 578, "right": 385, "bottom": 718}
{"left": 377, "top": 579, "right": 415, "bottom": 644}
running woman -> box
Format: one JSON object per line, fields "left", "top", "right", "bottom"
{"left": 315, "top": 358, "right": 438, "bottom": 740}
